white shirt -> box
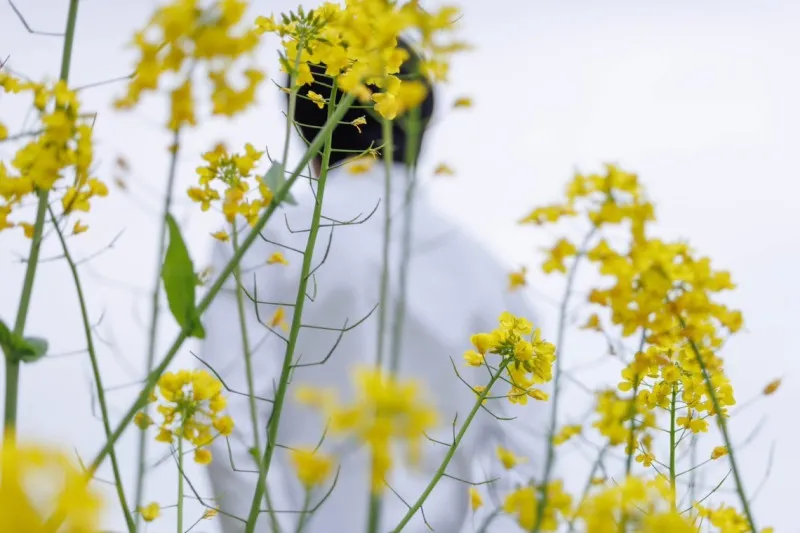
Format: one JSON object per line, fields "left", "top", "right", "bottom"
{"left": 202, "top": 162, "right": 545, "bottom": 532}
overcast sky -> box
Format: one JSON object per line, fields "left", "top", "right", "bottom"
{"left": 1, "top": 0, "right": 799, "bottom": 531}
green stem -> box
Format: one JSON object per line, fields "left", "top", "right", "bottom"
{"left": 366, "top": 493, "right": 382, "bottom": 533}
{"left": 232, "top": 225, "right": 281, "bottom": 533}
{"left": 390, "top": 359, "right": 510, "bottom": 533}
{"left": 533, "top": 228, "right": 596, "bottom": 532}
{"left": 86, "top": 92, "right": 356, "bottom": 476}
{"left": 682, "top": 325, "right": 757, "bottom": 531}
{"left": 296, "top": 491, "right": 312, "bottom": 533}
{"left": 133, "top": 129, "right": 181, "bottom": 528}
{"left": 177, "top": 437, "right": 184, "bottom": 533}
{"left": 3, "top": 0, "right": 80, "bottom": 437}
{"left": 374, "top": 118, "right": 394, "bottom": 369}
{"left": 47, "top": 207, "right": 136, "bottom": 532}
{"left": 388, "top": 107, "right": 420, "bottom": 375}
{"left": 243, "top": 85, "right": 346, "bottom": 533}
{"left": 669, "top": 383, "right": 678, "bottom": 507}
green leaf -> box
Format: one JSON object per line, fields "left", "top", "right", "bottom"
{"left": 262, "top": 161, "right": 297, "bottom": 206}
{"left": 161, "top": 214, "right": 205, "bottom": 339}
{"left": 0, "top": 320, "right": 49, "bottom": 363}
{"left": 16, "top": 336, "right": 48, "bottom": 363}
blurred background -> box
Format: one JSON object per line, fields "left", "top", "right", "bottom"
{"left": 1, "top": 0, "right": 799, "bottom": 531}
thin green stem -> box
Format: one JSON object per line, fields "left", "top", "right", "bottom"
{"left": 374, "top": 118, "right": 394, "bottom": 369}
{"left": 4, "top": 0, "right": 80, "bottom": 437}
{"left": 47, "top": 207, "right": 136, "bottom": 532}
{"left": 232, "top": 224, "right": 281, "bottom": 533}
{"left": 669, "top": 383, "right": 678, "bottom": 507}
{"left": 243, "top": 85, "right": 347, "bottom": 533}
{"left": 86, "top": 92, "right": 356, "bottom": 476}
{"left": 390, "top": 359, "right": 510, "bottom": 533}
{"left": 366, "top": 493, "right": 382, "bottom": 533}
{"left": 682, "top": 325, "right": 757, "bottom": 532}
{"left": 177, "top": 437, "right": 184, "bottom": 533}
{"left": 296, "top": 491, "right": 312, "bottom": 533}
{"left": 533, "top": 228, "right": 596, "bottom": 532}
{"left": 388, "top": 108, "right": 420, "bottom": 375}
{"left": 133, "top": 129, "right": 181, "bottom": 528}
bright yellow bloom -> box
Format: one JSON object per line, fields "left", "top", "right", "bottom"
{"left": 290, "top": 448, "right": 334, "bottom": 488}
{"left": 496, "top": 446, "right": 524, "bottom": 470}
{"left": 453, "top": 96, "right": 473, "bottom": 108}
{"left": 469, "top": 487, "right": 483, "bottom": 511}
{"left": 149, "top": 369, "right": 232, "bottom": 464}
{"left": 508, "top": 266, "right": 527, "bottom": 291}
{"left": 139, "top": 502, "right": 160, "bottom": 522}
{"left": 72, "top": 220, "right": 89, "bottom": 235}
{"left": 307, "top": 90, "right": 326, "bottom": 109}
{"left": 553, "top": 424, "right": 582, "bottom": 446}
{"left": 267, "top": 251, "right": 289, "bottom": 265}
{"left": 711, "top": 446, "right": 728, "bottom": 460}
{"left": 503, "top": 481, "right": 572, "bottom": 531}
{"left": 297, "top": 366, "right": 437, "bottom": 493}
{"left": 270, "top": 307, "right": 289, "bottom": 331}
{"left": 134, "top": 412, "right": 154, "bottom": 430}
{"left": 347, "top": 157, "right": 374, "bottom": 175}
{"left": 0, "top": 433, "right": 104, "bottom": 532}
{"left": 211, "top": 230, "right": 230, "bottom": 242}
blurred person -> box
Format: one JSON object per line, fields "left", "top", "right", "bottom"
{"left": 202, "top": 39, "right": 544, "bottom": 532}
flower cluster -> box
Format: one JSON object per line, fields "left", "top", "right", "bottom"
{"left": 187, "top": 142, "right": 272, "bottom": 228}
{"left": 255, "top": 0, "right": 466, "bottom": 119}
{"left": 1, "top": 73, "right": 102, "bottom": 234}
{"left": 503, "top": 480, "right": 572, "bottom": 532}
{"left": 138, "top": 369, "right": 233, "bottom": 464}
{"left": 115, "top": 0, "right": 264, "bottom": 129}
{"left": 463, "top": 312, "right": 556, "bottom": 404}
{"left": 0, "top": 433, "right": 104, "bottom": 532}
{"left": 297, "top": 366, "right": 437, "bottom": 493}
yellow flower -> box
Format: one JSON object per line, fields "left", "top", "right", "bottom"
{"left": 711, "top": 446, "right": 728, "bottom": 460}
{"left": 202, "top": 508, "right": 218, "bottom": 519}
{"left": 508, "top": 266, "right": 527, "bottom": 291}
{"left": 307, "top": 90, "right": 326, "bottom": 109}
{"left": 267, "top": 251, "right": 289, "bottom": 265}
{"left": 139, "top": 502, "right": 160, "bottom": 522}
{"left": 270, "top": 307, "right": 289, "bottom": 331}
{"left": 211, "top": 230, "right": 230, "bottom": 242}
{"left": 463, "top": 349, "right": 484, "bottom": 367}
{"left": 542, "top": 238, "right": 577, "bottom": 274}
{"left": 347, "top": 157, "right": 374, "bottom": 175}
{"left": 72, "top": 220, "right": 89, "bottom": 235}
{"left": 19, "top": 222, "right": 34, "bottom": 239}
{"left": 194, "top": 448, "right": 213, "bottom": 465}
{"left": 298, "top": 366, "right": 438, "bottom": 494}
{"left": 351, "top": 115, "right": 368, "bottom": 133}
{"left": 153, "top": 369, "right": 232, "bottom": 465}
{"left": 580, "top": 314, "right": 602, "bottom": 332}
{"left": 469, "top": 487, "right": 483, "bottom": 511}
{"left": 496, "top": 446, "right": 524, "bottom": 470}
{"left": 453, "top": 96, "right": 473, "bottom": 108}
{"left": 0, "top": 433, "right": 104, "bottom": 532}
{"left": 290, "top": 448, "right": 334, "bottom": 488}
{"left": 553, "top": 424, "right": 582, "bottom": 446}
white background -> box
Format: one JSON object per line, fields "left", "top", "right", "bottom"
{"left": 1, "top": 0, "right": 798, "bottom": 531}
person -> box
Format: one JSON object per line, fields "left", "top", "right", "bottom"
{"left": 202, "top": 39, "right": 545, "bottom": 532}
